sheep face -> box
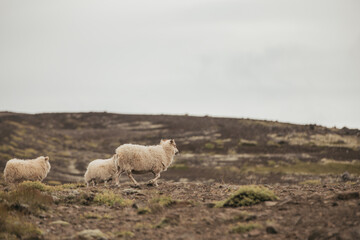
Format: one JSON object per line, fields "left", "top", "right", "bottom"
{"left": 42, "top": 156, "right": 51, "bottom": 171}
{"left": 161, "top": 139, "right": 179, "bottom": 155}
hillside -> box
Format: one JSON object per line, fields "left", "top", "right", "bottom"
{"left": 0, "top": 112, "right": 360, "bottom": 239}
{"left": 0, "top": 112, "right": 359, "bottom": 184}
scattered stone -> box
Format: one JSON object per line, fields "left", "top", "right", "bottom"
{"left": 179, "top": 178, "right": 189, "bottom": 183}
{"left": 122, "top": 188, "right": 142, "bottom": 195}
{"left": 336, "top": 191, "right": 359, "bottom": 200}
{"left": 341, "top": 172, "right": 351, "bottom": 182}
{"left": 132, "top": 203, "right": 139, "bottom": 209}
{"left": 74, "top": 229, "right": 109, "bottom": 240}
{"left": 50, "top": 220, "right": 70, "bottom": 226}
{"left": 266, "top": 225, "right": 278, "bottom": 234}
{"left": 264, "top": 201, "right": 277, "bottom": 207}
{"left": 248, "top": 229, "right": 261, "bottom": 237}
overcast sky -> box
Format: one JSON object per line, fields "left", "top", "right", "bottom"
{"left": 1, "top": 0, "right": 359, "bottom": 128}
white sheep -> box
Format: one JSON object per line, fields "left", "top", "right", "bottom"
{"left": 115, "top": 139, "right": 179, "bottom": 186}
{"left": 84, "top": 155, "right": 118, "bottom": 187}
{"left": 4, "top": 156, "right": 51, "bottom": 184}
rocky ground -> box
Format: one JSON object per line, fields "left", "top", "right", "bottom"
{"left": 1, "top": 179, "right": 360, "bottom": 240}
{"left": 0, "top": 112, "right": 360, "bottom": 239}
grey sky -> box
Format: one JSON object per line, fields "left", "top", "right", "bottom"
{"left": 1, "top": 0, "right": 359, "bottom": 128}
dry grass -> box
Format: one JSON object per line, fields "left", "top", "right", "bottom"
{"left": 248, "top": 159, "right": 360, "bottom": 176}
{"left": 268, "top": 132, "right": 360, "bottom": 149}
{"left": 299, "top": 179, "right": 322, "bottom": 185}
{"left": 1, "top": 184, "right": 53, "bottom": 215}
{"left": 230, "top": 222, "right": 262, "bottom": 234}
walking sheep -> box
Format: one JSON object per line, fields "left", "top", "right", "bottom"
{"left": 115, "top": 139, "right": 179, "bottom": 186}
{"left": 4, "top": 156, "right": 51, "bottom": 184}
{"left": 84, "top": 155, "right": 118, "bottom": 187}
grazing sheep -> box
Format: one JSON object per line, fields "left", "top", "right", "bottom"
{"left": 115, "top": 139, "right": 179, "bottom": 186}
{"left": 4, "top": 156, "right": 51, "bottom": 183}
{"left": 84, "top": 155, "right": 118, "bottom": 187}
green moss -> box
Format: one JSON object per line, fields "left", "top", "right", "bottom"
{"left": 93, "top": 191, "right": 132, "bottom": 207}
{"left": 214, "top": 139, "right": 225, "bottom": 148}
{"left": 134, "top": 223, "right": 152, "bottom": 230}
{"left": 18, "top": 181, "right": 48, "bottom": 192}
{"left": 230, "top": 222, "right": 262, "bottom": 234}
{"left": 150, "top": 196, "right": 174, "bottom": 207}
{"left": 217, "top": 185, "right": 277, "bottom": 207}
{"left": 83, "top": 212, "right": 102, "bottom": 219}
{"left": 204, "top": 143, "right": 215, "bottom": 149}
{"left": 47, "top": 180, "right": 62, "bottom": 186}
{"left": 147, "top": 195, "right": 175, "bottom": 213}
{"left": 114, "top": 230, "right": 134, "bottom": 238}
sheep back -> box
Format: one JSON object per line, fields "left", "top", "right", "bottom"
{"left": 4, "top": 156, "right": 51, "bottom": 183}
{"left": 84, "top": 157, "right": 117, "bottom": 183}
{"left": 115, "top": 144, "right": 166, "bottom": 173}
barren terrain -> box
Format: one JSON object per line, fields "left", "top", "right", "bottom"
{"left": 0, "top": 112, "right": 360, "bottom": 239}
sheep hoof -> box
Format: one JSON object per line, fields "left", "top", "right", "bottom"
{"left": 147, "top": 182, "right": 158, "bottom": 187}
{"left": 130, "top": 184, "right": 141, "bottom": 189}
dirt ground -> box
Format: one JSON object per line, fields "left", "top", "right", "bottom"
{"left": 0, "top": 112, "right": 360, "bottom": 239}
{"left": 1, "top": 180, "right": 358, "bottom": 240}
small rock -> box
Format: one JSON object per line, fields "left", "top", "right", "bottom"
{"left": 132, "top": 203, "right": 139, "bottom": 209}
{"left": 74, "top": 229, "right": 108, "bottom": 240}
{"left": 266, "top": 226, "right": 278, "bottom": 234}
{"left": 341, "top": 172, "right": 351, "bottom": 182}
{"left": 51, "top": 220, "right": 70, "bottom": 226}
{"left": 248, "top": 229, "right": 261, "bottom": 237}
{"left": 122, "top": 188, "right": 141, "bottom": 195}
{"left": 179, "top": 178, "right": 189, "bottom": 183}
{"left": 264, "top": 201, "right": 277, "bottom": 207}
{"left": 337, "top": 191, "right": 359, "bottom": 200}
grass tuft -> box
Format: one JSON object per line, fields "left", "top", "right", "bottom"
{"left": 114, "top": 230, "right": 134, "bottom": 238}
{"left": 217, "top": 185, "right": 277, "bottom": 207}
{"left": 0, "top": 203, "right": 43, "bottom": 239}
{"left": 2, "top": 184, "right": 53, "bottom": 214}
{"left": 93, "top": 191, "right": 132, "bottom": 207}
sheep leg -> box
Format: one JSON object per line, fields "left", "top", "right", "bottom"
{"left": 115, "top": 171, "right": 122, "bottom": 186}
{"left": 92, "top": 180, "right": 96, "bottom": 187}
{"left": 126, "top": 170, "right": 139, "bottom": 186}
{"left": 148, "top": 173, "right": 161, "bottom": 186}
{"left": 104, "top": 180, "right": 108, "bottom": 187}
{"left": 86, "top": 181, "right": 89, "bottom": 188}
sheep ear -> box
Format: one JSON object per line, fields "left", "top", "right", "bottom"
{"left": 44, "top": 156, "right": 49, "bottom": 161}
{"left": 170, "top": 139, "right": 174, "bottom": 144}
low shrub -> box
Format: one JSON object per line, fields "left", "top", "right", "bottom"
{"left": 217, "top": 185, "right": 277, "bottom": 207}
